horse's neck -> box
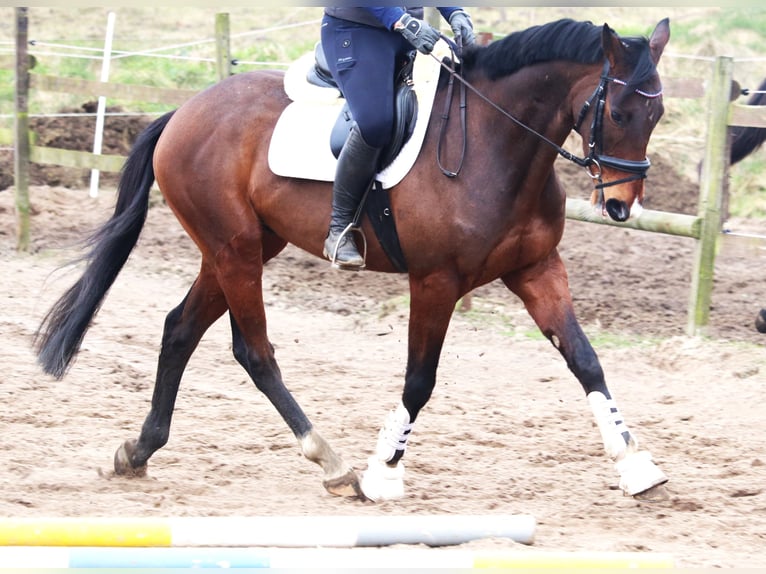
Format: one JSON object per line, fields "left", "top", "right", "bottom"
{"left": 430, "top": 63, "right": 596, "bottom": 218}
{"left": 465, "top": 64, "right": 585, "bottom": 173}
{"left": 489, "top": 65, "right": 581, "bottom": 129}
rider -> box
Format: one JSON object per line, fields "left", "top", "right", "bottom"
{"left": 321, "top": 7, "right": 475, "bottom": 270}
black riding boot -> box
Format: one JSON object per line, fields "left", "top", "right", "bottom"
{"left": 323, "top": 125, "right": 383, "bottom": 271}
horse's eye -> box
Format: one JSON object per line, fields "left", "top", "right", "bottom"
{"left": 610, "top": 110, "right": 624, "bottom": 126}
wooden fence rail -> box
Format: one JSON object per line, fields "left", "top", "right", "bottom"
{"left": 30, "top": 73, "right": 196, "bottom": 106}
{"left": 6, "top": 9, "right": 766, "bottom": 335}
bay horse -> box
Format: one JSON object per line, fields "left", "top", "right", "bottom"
{"left": 35, "top": 18, "right": 671, "bottom": 502}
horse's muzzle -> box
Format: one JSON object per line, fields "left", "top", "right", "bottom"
{"left": 605, "top": 198, "right": 631, "bottom": 222}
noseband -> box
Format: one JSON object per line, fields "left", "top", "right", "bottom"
{"left": 433, "top": 38, "right": 663, "bottom": 194}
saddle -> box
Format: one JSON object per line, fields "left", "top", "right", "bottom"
{"left": 307, "top": 42, "right": 419, "bottom": 168}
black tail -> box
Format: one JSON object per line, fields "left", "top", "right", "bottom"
{"left": 731, "top": 77, "right": 766, "bottom": 166}
{"left": 34, "top": 110, "right": 176, "bottom": 379}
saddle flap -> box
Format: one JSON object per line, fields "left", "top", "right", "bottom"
{"left": 269, "top": 98, "right": 346, "bottom": 183}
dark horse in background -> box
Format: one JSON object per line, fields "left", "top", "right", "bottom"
{"left": 35, "top": 18, "right": 671, "bottom": 502}
{"left": 731, "top": 77, "right": 766, "bottom": 166}
{"left": 729, "top": 78, "right": 766, "bottom": 334}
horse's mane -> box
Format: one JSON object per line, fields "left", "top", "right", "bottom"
{"left": 461, "top": 18, "right": 657, "bottom": 90}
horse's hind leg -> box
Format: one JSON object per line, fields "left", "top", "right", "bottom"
{"left": 503, "top": 253, "right": 668, "bottom": 501}
{"left": 114, "top": 264, "right": 228, "bottom": 476}
{"left": 218, "top": 234, "right": 363, "bottom": 498}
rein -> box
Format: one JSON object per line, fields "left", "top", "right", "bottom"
{"left": 435, "top": 48, "right": 467, "bottom": 177}
{"left": 436, "top": 38, "right": 467, "bottom": 178}
{"left": 432, "top": 36, "right": 663, "bottom": 193}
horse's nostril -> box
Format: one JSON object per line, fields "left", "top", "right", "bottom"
{"left": 605, "top": 198, "right": 629, "bottom": 222}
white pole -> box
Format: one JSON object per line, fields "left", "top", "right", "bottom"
{"left": 89, "top": 11, "right": 116, "bottom": 199}
{"left": 0, "top": 515, "right": 537, "bottom": 547}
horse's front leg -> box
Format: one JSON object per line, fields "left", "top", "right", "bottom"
{"left": 503, "top": 252, "right": 668, "bottom": 500}
{"left": 361, "top": 272, "right": 459, "bottom": 501}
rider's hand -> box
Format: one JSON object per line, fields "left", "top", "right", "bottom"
{"left": 448, "top": 10, "right": 475, "bottom": 47}
{"left": 394, "top": 13, "right": 441, "bottom": 55}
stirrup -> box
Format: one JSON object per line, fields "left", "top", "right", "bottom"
{"left": 328, "top": 224, "right": 367, "bottom": 271}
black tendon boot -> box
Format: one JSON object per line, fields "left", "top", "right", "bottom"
{"left": 323, "top": 126, "right": 383, "bottom": 270}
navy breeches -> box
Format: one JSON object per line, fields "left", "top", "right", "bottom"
{"left": 321, "top": 14, "right": 414, "bottom": 148}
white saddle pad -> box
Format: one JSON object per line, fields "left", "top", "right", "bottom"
{"left": 268, "top": 40, "right": 451, "bottom": 189}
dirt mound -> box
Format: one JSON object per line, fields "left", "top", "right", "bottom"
{"left": 0, "top": 102, "right": 153, "bottom": 190}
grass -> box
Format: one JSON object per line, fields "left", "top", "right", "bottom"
{"left": 447, "top": 296, "right": 668, "bottom": 349}
{"left": 0, "top": 7, "right": 322, "bottom": 117}
{"left": 0, "top": 6, "right": 764, "bottom": 217}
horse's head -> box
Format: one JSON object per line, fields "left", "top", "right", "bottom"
{"left": 575, "top": 18, "right": 670, "bottom": 222}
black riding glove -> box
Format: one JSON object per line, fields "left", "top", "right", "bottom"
{"left": 448, "top": 10, "right": 475, "bottom": 47}
{"left": 394, "top": 13, "right": 441, "bottom": 55}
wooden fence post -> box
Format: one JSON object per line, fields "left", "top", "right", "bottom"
{"left": 14, "top": 7, "right": 30, "bottom": 253}
{"left": 686, "top": 56, "right": 734, "bottom": 336}
{"left": 215, "top": 13, "right": 231, "bottom": 81}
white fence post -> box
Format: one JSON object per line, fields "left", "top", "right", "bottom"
{"left": 89, "top": 11, "right": 116, "bottom": 199}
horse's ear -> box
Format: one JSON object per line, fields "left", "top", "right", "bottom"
{"left": 648, "top": 18, "right": 670, "bottom": 64}
{"left": 601, "top": 23, "right": 625, "bottom": 70}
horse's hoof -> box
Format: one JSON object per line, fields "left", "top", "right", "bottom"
{"left": 323, "top": 469, "right": 367, "bottom": 500}
{"left": 114, "top": 439, "right": 147, "bottom": 477}
{"left": 755, "top": 309, "right": 766, "bottom": 333}
{"left": 360, "top": 456, "right": 405, "bottom": 502}
{"left": 633, "top": 482, "right": 670, "bottom": 503}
